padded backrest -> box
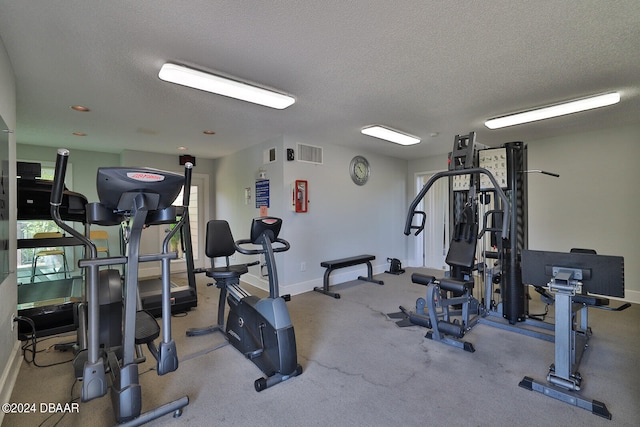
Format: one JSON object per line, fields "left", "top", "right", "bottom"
{"left": 451, "top": 206, "right": 475, "bottom": 242}
{"left": 446, "top": 206, "right": 477, "bottom": 268}
{"left": 205, "top": 220, "right": 237, "bottom": 259}
{"left": 445, "top": 225, "right": 477, "bottom": 268}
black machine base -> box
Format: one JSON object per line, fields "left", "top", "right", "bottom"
{"left": 519, "top": 376, "right": 612, "bottom": 419}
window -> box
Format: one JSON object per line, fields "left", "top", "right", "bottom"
{"left": 17, "top": 162, "right": 75, "bottom": 283}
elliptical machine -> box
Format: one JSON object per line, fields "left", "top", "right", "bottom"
{"left": 187, "top": 217, "right": 302, "bottom": 391}
{"left": 50, "top": 149, "right": 190, "bottom": 425}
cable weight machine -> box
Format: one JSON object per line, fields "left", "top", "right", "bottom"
{"left": 393, "top": 132, "right": 513, "bottom": 351}
{"left": 399, "top": 132, "right": 630, "bottom": 418}
{"left": 397, "top": 132, "right": 559, "bottom": 348}
{"left": 447, "top": 133, "right": 529, "bottom": 325}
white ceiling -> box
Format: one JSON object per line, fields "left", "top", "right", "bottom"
{"left": 1, "top": 1, "right": 639, "bottom": 160}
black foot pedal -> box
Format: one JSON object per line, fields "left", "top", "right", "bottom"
{"left": 387, "top": 308, "right": 414, "bottom": 328}
{"left": 246, "top": 348, "right": 264, "bottom": 359}
{"left": 135, "top": 310, "right": 160, "bottom": 344}
{"left": 463, "top": 342, "right": 476, "bottom": 353}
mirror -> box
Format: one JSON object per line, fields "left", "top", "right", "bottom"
{"left": 0, "top": 115, "right": 9, "bottom": 283}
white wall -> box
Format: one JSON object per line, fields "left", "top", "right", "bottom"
{"left": 214, "top": 137, "right": 409, "bottom": 295}
{"left": 0, "top": 34, "right": 21, "bottom": 424}
{"left": 282, "top": 137, "right": 408, "bottom": 294}
{"left": 527, "top": 124, "right": 640, "bottom": 302}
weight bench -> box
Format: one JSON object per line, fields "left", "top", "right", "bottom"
{"left": 314, "top": 254, "right": 384, "bottom": 299}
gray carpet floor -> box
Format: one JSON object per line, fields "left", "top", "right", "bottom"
{"left": 4, "top": 268, "right": 639, "bottom": 427}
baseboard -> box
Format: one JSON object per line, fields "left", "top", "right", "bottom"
{"left": 284, "top": 277, "right": 324, "bottom": 296}
{"left": 619, "top": 289, "right": 640, "bottom": 305}
{"left": 240, "top": 273, "right": 269, "bottom": 293}
{"left": 0, "top": 340, "right": 23, "bottom": 426}
{"left": 239, "top": 274, "right": 319, "bottom": 297}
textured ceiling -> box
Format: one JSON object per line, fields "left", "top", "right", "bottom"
{"left": 0, "top": 1, "right": 639, "bottom": 160}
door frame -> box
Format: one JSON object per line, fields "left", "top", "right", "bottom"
{"left": 139, "top": 172, "right": 209, "bottom": 277}
{"left": 413, "top": 169, "right": 449, "bottom": 270}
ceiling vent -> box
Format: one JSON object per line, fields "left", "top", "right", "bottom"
{"left": 297, "top": 143, "right": 323, "bottom": 164}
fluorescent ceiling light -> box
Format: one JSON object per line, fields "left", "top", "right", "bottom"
{"left": 158, "top": 63, "right": 295, "bottom": 109}
{"left": 361, "top": 125, "right": 420, "bottom": 146}
{"left": 484, "top": 92, "right": 620, "bottom": 129}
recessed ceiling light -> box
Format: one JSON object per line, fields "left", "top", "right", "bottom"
{"left": 72, "top": 132, "right": 87, "bottom": 136}
{"left": 70, "top": 105, "right": 90, "bottom": 112}
{"left": 177, "top": 146, "right": 188, "bottom": 151}
{"left": 485, "top": 92, "right": 621, "bottom": 129}
{"left": 203, "top": 130, "right": 215, "bottom": 135}
{"left": 158, "top": 63, "right": 295, "bottom": 110}
{"left": 361, "top": 125, "right": 420, "bottom": 146}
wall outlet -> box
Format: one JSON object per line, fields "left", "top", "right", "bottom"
{"left": 300, "top": 262, "right": 307, "bottom": 272}
{"left": 11, "top": 313, "right": 16, "bottom": 331}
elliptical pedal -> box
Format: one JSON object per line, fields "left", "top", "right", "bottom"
{"left": 135, "top": 310, "right": 160, "bottom": 345}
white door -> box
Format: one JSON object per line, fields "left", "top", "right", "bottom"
{"left": 139, "top": 174, "right": 208, "bottom": 277}
{"left": 415, "top": 172, "right": 449, "bottom": 270}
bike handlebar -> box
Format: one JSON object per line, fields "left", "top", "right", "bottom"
{"left": 235, "top": 237, "right": 290, "bottom": 255}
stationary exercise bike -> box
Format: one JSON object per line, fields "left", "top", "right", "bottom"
{"left": 187, "top": 217, "right": 302, "bottom": 391}
{"left": 50, "top": 149, "right": 190, "bottom": 425}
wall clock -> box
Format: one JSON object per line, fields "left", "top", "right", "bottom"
{"left": 349, "top": 155, "right": 370, "bottom": 186}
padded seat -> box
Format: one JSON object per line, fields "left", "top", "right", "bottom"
{"left": 205, "top": 264, "right": 249, "bottom": 279}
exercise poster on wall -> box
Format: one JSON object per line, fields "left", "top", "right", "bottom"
{"left": 255, "top": 179, "right": 270, "bottom": 208}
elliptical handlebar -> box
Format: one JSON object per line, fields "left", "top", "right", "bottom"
{"left": 182, "top": 162, "right": 193, "bottom": 206}
{"left": 50, "top": 148, "right": 69, "bottom": 207}
{"left": 162, "top": 162, "right": 192, "bottom": 253}
{"left": 49, "top": 148, "right": 96, "bottom": 255}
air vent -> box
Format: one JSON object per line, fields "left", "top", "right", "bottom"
{"left": 297, "top": 143, "right": 323, "bottom": 164}
{"left": 263, "top": 147, "right": 276, "bottom": 164}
